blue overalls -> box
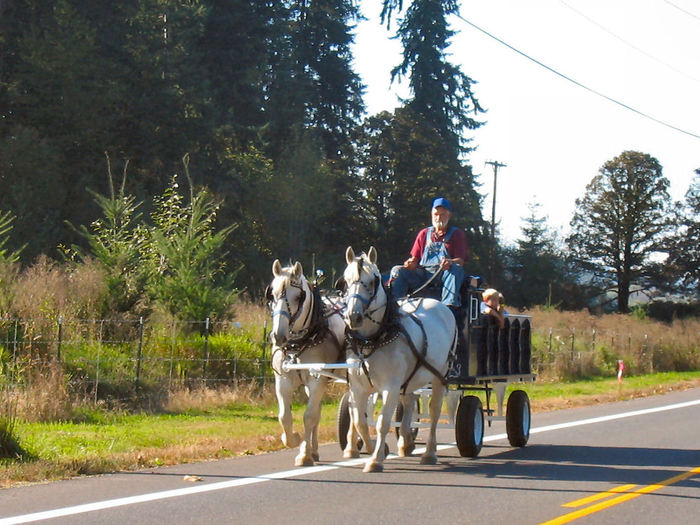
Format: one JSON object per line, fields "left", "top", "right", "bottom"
{"left": 390, "top": 226, "right": 464, "bottom": 307}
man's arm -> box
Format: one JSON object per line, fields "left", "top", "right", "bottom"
{"left": 404, "top": 228, "right": 428, "bottom": 270}
{"left": 440, "top": 228, "right": 467, "bottom": 269}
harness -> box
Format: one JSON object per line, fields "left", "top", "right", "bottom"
{"left": 270, "top": 284, "right": 343, "bottom": 375}
{"left": 345, "top": 260, "right": 448, "bottom": 391}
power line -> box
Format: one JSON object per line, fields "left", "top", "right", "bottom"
{"left": 663, "top": 0, "right": 700, "bottom": 22}
{"left": 560, "top": 0, "right": 700, "bottom": 83}
{"left": 454, "top": 13, "right": 700, "bottom": 141}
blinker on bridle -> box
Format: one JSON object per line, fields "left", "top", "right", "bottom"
{"left": 270, "top": 281, "right": 307, "bottom": 325}
{"left": 346, "top": 258, "right": 382, "bottom": 314}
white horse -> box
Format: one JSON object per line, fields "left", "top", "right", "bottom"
{"left": 340, "top": 246, "right": 457, "bottom": 472}
{"left": 267, "top": 259, "right": 345, "bottom": 466}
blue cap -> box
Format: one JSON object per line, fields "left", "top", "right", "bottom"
{"left": 432, "top": 197, "right": 451, "bottom": 211}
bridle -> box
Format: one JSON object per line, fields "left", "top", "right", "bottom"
{"left": 345, "top": 258, "right": 386, "bottom": 330}
{"left": 269, "top": 279, "right": 311, "bottom": 338}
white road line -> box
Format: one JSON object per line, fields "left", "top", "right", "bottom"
{"left": 2, "top": 397, "right": 699, "bottom": 524}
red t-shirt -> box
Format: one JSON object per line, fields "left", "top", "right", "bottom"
{"left": 409, "top": 226, "right": 468, "bottom": 262}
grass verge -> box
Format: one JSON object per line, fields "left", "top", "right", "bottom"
{"left": 2, "top": 371, "right": 699, "bottom": 489}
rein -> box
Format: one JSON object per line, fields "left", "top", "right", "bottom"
{"left": 407, "top": 267, "right": 444, "bottom": 298}
{"left": 344, "top": 259, "right": 447, "bottom": 389}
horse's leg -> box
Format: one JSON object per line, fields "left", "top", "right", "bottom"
{"left": 364, "top": 388, "right": 399, "bottom": 473}
{"left": 295, "top": 377, "right": 326, "bottom": 466}
{"left": 397, "top": 392, "right": 416, "bottom": 457}
{"left": 420, "top": 381, "right": 445, "bottom": 465}
{"left": 275, "top": 373, "right": 301, "bottom": 448}
{"left": 345, "top": 388, "right": 371, "bottom": 459}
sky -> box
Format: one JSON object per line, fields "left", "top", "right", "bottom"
{"left": 352, "top": 0, "right": 700, "bottom": 244}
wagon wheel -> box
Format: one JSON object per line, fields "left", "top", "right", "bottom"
{"left": 506, "top": 390, "right": 531, "bottom": 447}
{"left": 337, "top": 391, "right": 363, "bottom": 451}
{"left": 455, "top": 395, "right": 484, "bottom": 457}
{"left": 394, "top": 397, "right": 421, "bottom": 441}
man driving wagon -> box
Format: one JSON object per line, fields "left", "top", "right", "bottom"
{"left": 389, "top": 196, "right": 467, "bottom": 323}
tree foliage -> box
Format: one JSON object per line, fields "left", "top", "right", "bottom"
{"left": 567, "top": 151, "right": 673, "bottom": 312}
{"left": 146, "top": 160, "right": 238, "bottom": 323}
{"left": 504, "top": 203, "right": 584, "bottom": 310}
{"left": 665, "top": 170, "right": 700, "bottom": 294}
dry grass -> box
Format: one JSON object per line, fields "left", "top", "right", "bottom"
{"left": 526, "top": 307, "right": 699, "bottom": 379}
{"left": 8, "top": 361, "right": 77, "bottom": 422}
{"left": 10, "top": 256, "right": 106, "bottom": 321}
{"left": 230, "top": 300, "right": 268, "bottom": 329}
{"left": 164, "top": 381, "right": 278, "bottom": 413}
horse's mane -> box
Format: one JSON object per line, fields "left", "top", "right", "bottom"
{"left": 345, "top": 253, "right": 379, "bottom": 282}
{"left": 271, "top": 266, "right": 307, "bottom": 296}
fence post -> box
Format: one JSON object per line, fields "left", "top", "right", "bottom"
{"left": 11, "top": 319, "right": 18, "bottom": 383}
{"left": 168, "top": 319, "right": 176, "bottom": 390}
{"left": 135, "top": 316, "right": 144, "bottom": 383}
{"left": 56, "top": 316, "right": 63, "bottom": 362}
{"left": 570, "top": 328, "right": 575, "bottom": 365}
{"left": 261, "top": 320, "right": 268, "bottom": 386}
{"left": 202, "top": 317, "right": 210, "bottom": 384}
{"left": 96, "top": 320, "right": 104, "bottom": 404}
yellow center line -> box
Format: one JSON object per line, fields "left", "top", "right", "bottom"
{"left": 562, "top": 484, "right": 637, "bottom": 508}
{"left": 541, "top": 466, "right": 700, "bottom": 525}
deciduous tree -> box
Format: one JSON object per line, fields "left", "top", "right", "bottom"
{"left": 665, "top": 170, "right": 700, "bottom": 294}
{"left": 567, "top": 151, "right": 672, "bottom": 313}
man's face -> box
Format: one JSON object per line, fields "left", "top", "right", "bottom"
{"left": 431, "top": 206, "right": 451, "bottom": 231}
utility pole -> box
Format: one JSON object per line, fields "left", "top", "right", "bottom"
{"left": 485, "top": 160, "right": 506, "bottom": 284}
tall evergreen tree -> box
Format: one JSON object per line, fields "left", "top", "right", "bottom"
{"left": 504, "top": 202, "right": 577, "bottom": 309}
{"left": 264, "top": 0, "right": 364, "bottom": 161}
{"left": 369, "top": 0, "right": 486, "bottom": 268}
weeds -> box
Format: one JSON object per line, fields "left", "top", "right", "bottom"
{"left": 0, "top": 389, "right": 25, "bottom": 459}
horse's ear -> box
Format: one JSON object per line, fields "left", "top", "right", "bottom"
{"left": 368, "top": 246, "right": 377, "bottom": 265}
{"left": 346, "top": 246, "right": 355, "bottom": 264}
{"left": 265, "top": 285, "right": 273, "bottom": 302}
{"left": 272, "top": 259, "right": 282, "bottom": 277}
{"left": 335, "top": 276, "right": 346, "bottom": 293}
{"left": 292, "top": 261, "right": 303, "bottom": 279}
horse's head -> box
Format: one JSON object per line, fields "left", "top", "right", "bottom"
{"left": 267, "top": 259, "right": 309, "bottom": 346}
{"left": 342, "top": 246, "right": 385, "bottom": 332}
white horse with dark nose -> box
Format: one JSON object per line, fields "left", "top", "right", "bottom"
{"left": 340, "top": 246, "right": 457, "bottom": 472}
{"left": 267, "top": 259, "right": 345, "bottom": 466}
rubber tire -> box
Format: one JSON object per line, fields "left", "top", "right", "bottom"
{"left": 506, "top": 390, "right": 531, "bottom": 447}
{"left": 337, "top": 391, "right": 363, "bottom": 451}
{"left": 455, "top": 395, "right": 484, "bottom": 457}
{"left": 394, "top": 398, "right": 421, "bottom": 441}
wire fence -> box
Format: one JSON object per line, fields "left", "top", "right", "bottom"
{"left": 531, "top": 325, "right": 698, "bottom": 379}
{"left": 1, "top": 316, "right": 697, "bottom": 401}
{"left": 0, "top": 317, "right": 273, "bottom": 398}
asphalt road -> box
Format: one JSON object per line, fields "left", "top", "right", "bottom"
{"left": 2, "top": 387, "right": 699, "bottom": 525}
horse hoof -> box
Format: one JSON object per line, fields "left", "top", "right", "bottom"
{"left": 363, "top": 462, "right": 384, "bottom": 473}
{"left": 312, "top": 452, "right": 320, "bottom": 462}
{"left": 398, "top": 443, "right": 415, "bottom": 457}
{"left": 295, "top": 456, "right": 315, "bottom": 467}
{"left": 344, "top": 450, "right": 360, "bottom": 459}
{"left": 283, "top": 432, "right": 301, "bottom": 448}
{"left": 420, "top": 455, "right": 437, "bottom": 465}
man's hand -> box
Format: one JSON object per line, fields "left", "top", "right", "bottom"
{"left": 404, "top": 256, "right": 419, "bottom": 271}
{"left": 439, "top": 258, "right": 452, "bottom": 270}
